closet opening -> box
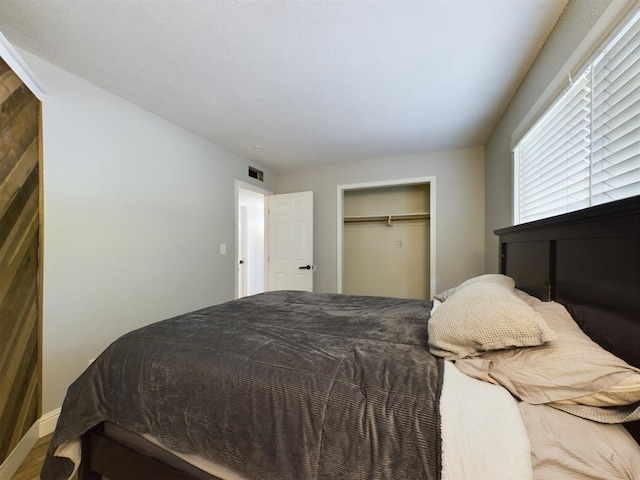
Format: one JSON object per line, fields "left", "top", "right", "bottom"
{"left": 337, "top": 177, "right": 435, "bottom": 299}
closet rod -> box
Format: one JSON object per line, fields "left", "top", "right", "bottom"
{"left": 343, "top": 213, "right": 430, "bottom": 224}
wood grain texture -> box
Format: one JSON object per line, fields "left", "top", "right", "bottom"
{"left": 10, "top": 434, "right": 50, "bottom": 480}
{"left": 0, "top": 55, "right": 42, "bottom": 465}
{"left": 10, "top": 433, "right": 78, "bottom": 480}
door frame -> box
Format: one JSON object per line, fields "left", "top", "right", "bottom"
{"left": 234, "top": 180, "right": 272, "bottom": 299}
{"left": 336, "top": 176, "right": 436, "bottom": 297}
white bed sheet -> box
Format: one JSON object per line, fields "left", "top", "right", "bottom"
{"left": 441, "top": 360, "right": 532, "bottom": 480}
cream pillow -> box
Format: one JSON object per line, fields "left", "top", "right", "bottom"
{"left": 433, "top": 274, "right": 515, "bottom": 302}
{"left": 555, "top": 373, "right": 640, "bottom": 407}
{"left": 428, "top": 282, "right": 557, "bottom": 360}
{"left": 456, "top": 297, "right": 640, "bottom": 411}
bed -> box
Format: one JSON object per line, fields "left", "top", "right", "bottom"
{"left": 41, "top": 195, "right": 640, "bottom": 480}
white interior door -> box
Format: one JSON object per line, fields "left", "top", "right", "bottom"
{"left": 268, "top": 191, "right": 314, "bottom": 291}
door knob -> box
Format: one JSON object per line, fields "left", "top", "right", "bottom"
{"left": 298, "top": 265, "right": 312, "bottom": 270}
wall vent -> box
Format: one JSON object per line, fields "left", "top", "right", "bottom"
{"left": 248, "top": 166, "right": 264, "bottom": 182}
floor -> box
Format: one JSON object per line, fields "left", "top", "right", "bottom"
{"left": 10, "top": 434, "right": 77, "bottom": 480}
{"left": 10, "top": 434, "right": 51, "bottom": 480}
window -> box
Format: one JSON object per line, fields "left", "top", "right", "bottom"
{"left": 514, "top": 8, "right": 640, "bottom": 224}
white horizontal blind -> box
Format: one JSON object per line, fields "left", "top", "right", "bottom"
{"left": 515, "top": 73, "right": 591, "bottom": 223}
{"left": 514, "top": 8, "right": 640, "bottom": 224}
{"left": 592, "top": 17, "right": 640, "bottom": 205}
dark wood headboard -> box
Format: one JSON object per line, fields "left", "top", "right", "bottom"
{"left": 495, "top": 195, "right": 640, "bottom": 441}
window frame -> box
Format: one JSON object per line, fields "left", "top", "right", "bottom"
{"left": 512, "top": 3, "right": 640, "bottom": 225}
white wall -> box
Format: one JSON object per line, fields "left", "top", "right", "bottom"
{"left": 240, "top": 194, "right": 266, "bottom": 296}
{"left": 276, "top": 146, "right": 485, "bottom": 294}
{"left": 245, "top": 204, "right": 265, "bottom": 295}
{"left": 18, "top": 50, "right": 275, "bottom": 412}
{"left": 484, "top": 0, "right": 614, "bottom": 271}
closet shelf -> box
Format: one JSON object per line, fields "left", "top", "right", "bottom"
{"left": 343, "top": 213, "right": 430, "bottom": 225}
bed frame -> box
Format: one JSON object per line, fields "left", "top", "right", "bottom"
{"left": 78, "top": 195, "right": 640, "bottom": 479}
{"left": 79, "top": 422, "right": 221, "bottom": 480}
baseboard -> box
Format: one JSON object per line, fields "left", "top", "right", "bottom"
{"left": 0, "top": 408, "right": 61, "bottom": 480}
{"left": 39, "top": 408, "right": 61, "bottom": 436}
{"left": 0, "top": 421, "right": 39, "bottom": 480}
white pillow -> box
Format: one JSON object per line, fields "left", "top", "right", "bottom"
{"left": 433, "top": 274, "right": 515, "bottom": 302}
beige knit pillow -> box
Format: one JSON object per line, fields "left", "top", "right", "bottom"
{"left": 428, "top": 282, "right": 557, "bottom": 360}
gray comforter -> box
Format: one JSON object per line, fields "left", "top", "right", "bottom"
{"left": 41, "top": 291, "right": 443, "bottom": 479}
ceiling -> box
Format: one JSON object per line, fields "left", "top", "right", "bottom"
{"left": 0, "top": 1, "right": 568, "bottom": 172}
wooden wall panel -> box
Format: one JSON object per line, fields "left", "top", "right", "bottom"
{"left": 0, "top": 56, "right": 41, "bottom": 464}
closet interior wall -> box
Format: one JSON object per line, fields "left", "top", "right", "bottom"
{"left": 343, "top": 184, "right": 430, "bottom": 299}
